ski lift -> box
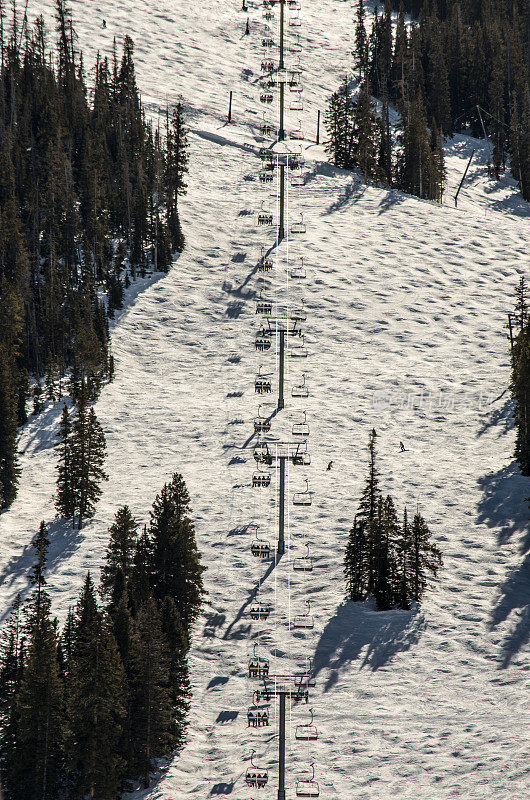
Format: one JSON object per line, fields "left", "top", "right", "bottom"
{"left": 289, "top": 337, "right": 308, "bottom": 358}
{"left": 293, "top": 543, "right": 313, "bottom": 572}
{"left": 293, "top": 478, "right": 312, "bottom": 506}
{"left": 255, "top": 366, "right": 272, "bottom": 394}
{"left": 289, "top": 14, "right": 302, "bottom": 27}
{"left": 292, "top": 373, "right": 309, "bottom": 398}
{"left": 292, "top": 411, "right": 309, "bottom": 438}
{"left": 261, "top": 59, "right": 275, "bottom": 73}
{"left": 256, "top": 290, "right": 273, "bottom": 315}
{"left": 289, "top": 81, "right": 304, "bottom": 94}
{"left": 290, "top": 300, "right": 307, "bottom": 321}
{"left": 291, "top": 445, "right": 310, "bottom": 466}
{"left": 254, "top": 405, "right": 271, "bottom": 433}
{"left": 252, "top": 465, "right": 272, "bottom": 488}
{"left": 258, "top": 247, "right": 273, "bottom": 273}
{"left": 251, "top": 527, "right": 271, "bottom": 560}
{"left": 293, "top": 600, "right": 314, "bottom": 630}
{"left": 259, "top": 147, "right": 274, "bottom": 162}
{"left": 288, "top": 0, "right": 301, "bottom": 8}
{"left": 248, "top": 645, "right": 270, "bottom": 679}
{"left": 249, "top": 600, "right": 272, "bottom": 621}
{"left": 294, "top": 658, "right": 316, "bottom": 687}
{"left": 254, "top": 442, "right": 273, "bottom": 465}
{"left": 263, "top": 9, "right": 274, "bottom": 21}
{"left": 290, "top": 214, "right": 306, "bottom": 235}
{"left": 248, "top": 704, "right": 270, "bottom": 727}
{"left": 255, "top": 328, "right": 272, "bottom": 351}
{"left": 290, "top": 258, "right": 306, "bottom": 280}
{"left": 289, "top": 35, "right": 302, "bottom": 53}
{"left": 290, "top": 98, "right": 304, "bottom": 111}
{"left": 288, "top": 67, "right": 303, "bottom": 84}
{"left": 257, "top": 203, "right": 274, "bottom": 226}
{"left": 260, "top": 92, "right": 274, "bottom": 105}
{"left": 246, "top": 751, "right": 269, "bottom": 788}
{"left": 289, "top": 154, "right": 304, "bottom": 169}
{"left": 261, "top": 77, "right": 276, "bottom": 90}
{"left": 290, "top": 122, "right": 304, "bottom": 140}
{"left": 262, "top": 37, "right": 275, "bottom": 48}
{"left": 291, "top": 169, "right": 305, "bottom": 186}
{"left": 295, "top": 708, "right": 318, "bottom": 741}
{"left": 296, "top": 764, "right": 319, "bottom": 797}
{"left": 259, "top": 169, "right": 274, "bottom": 183}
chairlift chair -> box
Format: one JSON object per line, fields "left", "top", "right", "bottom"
{"left": 249, "top": 601, "right": 272, "bottom": 621}
{"left": 258, "top": 248, "right": 273, "bottom": 272}
{"left": 293, "top": 478, "right": 312, "bottom": 506}
{"left": 262, "top": 37, "right": 275, "bottom": 48}
{"left": 290, "top": 98, "right": 303, "bottom": 111}
{"left": 290, "top": 124, "right": 304, "bottom": 141}
{"left": 291, "top": 170, "right": 305, "bottom": 187}
{"left": 248, "top": 645, "right": 270, "bottom": 679}
{"left": 290, "top": 300, "right": 307, "bottom": 321}
{"left": 289, "top": 154, "right": 304, "bottom": 169}
{"left": 254, "top": 442, "right": 273, "bottom": 465}
{"left": 288, "top": 0, "right": 301, "bottom": 8}
{"left": 260, "top": 92, "right": 274, "bottom": 104}
{"left": 255, "top": 366, "right": 272, "bottom": 394}
{"left": 292, "top": 411, "right": 309, "bottom": 438}
{"left": 293, "top": 543, "right": 313, "bottom": 572}
{"left": 290, "top": 214, "right": 306, "bottom": 235}
{"left": 296, "top": 764, "right": 319, "bottom": 797}
{"left": 293, "top": 600, "right": 314, "bottom": 630}
{"left": 295, "top": 708, "right": 318, "bottom": 741}
{"left": 257, "top": 205, "right": 274, "bottom": 226}
{"left": 290, "top": 258, "right": 307, "bottom": 279}
{"left": 291, "top": 446, "right": 310, "bottom": 466}
{"left": 247, "top": 703, "right": 270, "bottom": 727}
{"left": 245, "top": 751, "right": 269, "bottom": 788}
{"left": 289, "top": 81, "right": 304, "bottom": 94}
{"left": 254, "top": 405, "right": 271, "bottom": 433}
{"left": 250, "top": 527, "right": 271, "bottom": 560}
{"left": 289, "top": 36, "right": 302, "bottom": 52}
{"left": 256, "top": 290, "right": 273, "bottom": 315}
{"left": 289, "top": 14, "right": 302, "bottom": 26}
{"left": 252, "top": 467, "right": 272, "bottom": 488}
{"left": 263, "top": 9, "right": 274, "bottom": 20}
{"left": 255, "top": 328, "right": 272, "bottom": 351}
{"left": 259, "top": 169, "right": 274, "bottom": 183}
{"left": 261, "top": 59, "right": 274, "bottom": 73}
{"left": 289, "top": 336, "right": 308, "bottom": 358}
{"left": 292, "top": 373, "right": 309, "bottom": 398}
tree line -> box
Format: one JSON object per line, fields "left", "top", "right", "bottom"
{"left": 0, "top": 0, "right": 189, "bottom": 511}
{"left": 344, "top": 429, "right": 442, "bottom": 609}
{"left": 325, "top": 0, "right": 529, "bottom": 202}
{"left": 0, "top": 472, "right": 205, "bottom": 799}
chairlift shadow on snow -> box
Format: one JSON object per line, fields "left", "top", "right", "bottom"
{"left": 223, "top": 557, "right": 280, "bottom": 641}
{"left": 312, "top": 600, "right": 424, "bottom": 691}
{"left": 0, "top": 517, "right": 83, "bottom": 625}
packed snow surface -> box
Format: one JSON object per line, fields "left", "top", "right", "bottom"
{"left": 1, "top": 1, "right": 529, "bottom": 798}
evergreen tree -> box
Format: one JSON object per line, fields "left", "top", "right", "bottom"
{"left": 352, "top": 81, "right": 381, "bottom": 181}
{"left": 409, "top": 509, "right": 443, "bottom": 601}
{"left": 354, "top": 0, "right": 369, "bottom": 80}
{"left": 160, "top": 596, "right": 190, "bottom": 741}
{"left": 166, "top": 101, "right": 189, "bottom": 253}
{"left": 55, "top": 404, "right": 75, "bottom": 519}
{"left": 324, "top": 78, "right": 356, "bottom": 169}
{"left": 100, "top": 505, "right": 138, "bottom": 598}
{"left": 65, "top": 574, "right": 127, "bottom": 799}
{"left": 344, "top": 516, "right": 367, "bottom": 601}
{"left": 0, "top": 350, "right": 19, "bottom": 509}
{"left": 27, "top": 522, "right": 51, "bottom": 629}
{"left": 129, "top": 525, "right": 154, "bottom": 613}
{"left": 149, "top": 473, "right": 205, "bottom": 633}
{"left": 128, "top": 596, "right": 176, "bottom": 788}
{"left": 70, "top": 387, "right": 108, "bottom": 529}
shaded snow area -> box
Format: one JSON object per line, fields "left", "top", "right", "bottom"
{"left": 1, "top": 1, "right": 529, "bottom": 798}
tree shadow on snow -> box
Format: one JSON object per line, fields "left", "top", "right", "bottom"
{"left": 476, "top": 462, "right": 529, "bottom": 548}
{"left": 476, "top": 395, "right": 513, "bottom": 438}
{"left": 312, "top": 601, "right": 425, "bottom": 690}
{"left": 0, "top": 518, "right": 83, "bottom": 624}
{"left": 477, "top": 459, "right": 530, "bottom": 666}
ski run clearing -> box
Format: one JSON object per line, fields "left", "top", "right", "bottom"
{"left": 1, "top": 1, "right": 529, "bottom": 798}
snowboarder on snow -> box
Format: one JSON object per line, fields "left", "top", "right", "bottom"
{"left": 400, "top": 441, "right": 406, "bottom": 452}
{"left": 327, "top": 461, "right": 333, "bottom": 470}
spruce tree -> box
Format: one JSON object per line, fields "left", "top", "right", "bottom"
{"left": 344, "top": 516, "right": 367, "bottom": 601}
{"left": 100, "top": 505, "right": 138, "bottom": 598}
{"left": 65, "top": 574, "right": 127, "bottom": 800}
{"left": 128, "top": 596, "right": 176, "bottom": 788}
{"left": 352, "top": 81, "right": 380, "bottom": 182}
{"left": 70, "top": 388, "right": 108, "bottom": 529}
{"left": 160, "top": 596, "right": 190, "bottom": 741}
{"left": 27, "top": 522, "right": 51, "bottom": 630}
{"left": 409, "top": 510, "right": 442, "bottom": 601}
{"left": 55, "top": 404, "right": 74, "bottom": 519}
{"left": 0, "top": 350, "right": 19, "bottom": 509}
{"left": 354, "top": 0, "right": 369, "bottom": 81}
{"left": 149, "top": 473, "right": 205, "bottom": 633}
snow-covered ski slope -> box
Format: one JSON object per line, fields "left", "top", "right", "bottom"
{"left": 1, "top": 1, "right": 529, "bottom": 798}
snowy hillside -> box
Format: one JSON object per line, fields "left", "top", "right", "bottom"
{"left": 1, "top": 1, "right": 529, "bottom": 798}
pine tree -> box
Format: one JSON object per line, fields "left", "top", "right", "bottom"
{"left": 344, "top": 516, "right": 367, "bottom": 601}
{"left": 55, "top": 404, "right": 75, "bottom": 519}
{"left": 100, "top": 505, "right": 138, "bottom": 598}
{"left": 149, "top": 473, "right": 205, "bottom": 633}
{"left": 128, "top": 596, "right": 176, "bottom": 788}
{"left": 65, "top": 574, "right": 127, "bottom": 799}
{"left": 70, "top": 387, "right": 108, "bottom": 529}
{"left": 160, "top": 596, "right": 190, "bottom": 741}
{"left": 27, "top": 522, "right": 51, "bottom": 629}
{"left": 352, "top": 81, "right": 380, "bottom": 182}
{"left": 130, "top": 525, "right": 154, "bottom": 613}
{"left": 409, "top": 509, "right": 442, "bottom": 601}
{"left": 396, "top": 507, "right": 412, "bottom": 608}
{"left": 166, "top": 101, "right": 189, "bottom": 253}
{"left": 354, "top": 0, "right": 369, "bottom": 81}
{"left": 0, "top": 349, "right": 19, "bottom": 509}
{"left": 10, "top": 610, "right": 64, "bottom": 800}
{"left": 324, "top": 78, "right": 356, "bottom": 169}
